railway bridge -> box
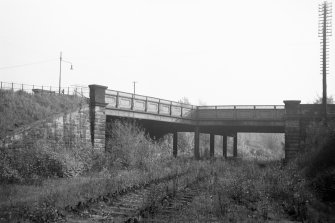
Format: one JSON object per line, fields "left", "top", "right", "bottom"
{"left": 89, "top": 85, "right": 335, "bottom": 160}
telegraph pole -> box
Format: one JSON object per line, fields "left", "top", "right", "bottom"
{"left": 319, "top": 1, "right": 332, "bottom": 124}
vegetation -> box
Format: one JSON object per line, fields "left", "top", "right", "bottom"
{"left": 0, "top": 93, "right": 334, "bottom": 222}
{"left": 0, "top": 119, "right": 202, "bottom": 222}
{"left": 0, "top": 89, "right": 84, "bottom": 138}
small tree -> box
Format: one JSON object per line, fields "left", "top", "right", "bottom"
{"left": 313, "top": 95, "right": 334, "bottom": 104}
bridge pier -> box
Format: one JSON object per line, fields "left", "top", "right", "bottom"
{"left": 89, "top": 84, "right": 108, "bottom": 151}
{"left": 173, "top": 132, "right": 178, "bottom": 157}
{"left": 194, "top": 127, "right": 200, "bottom": 160}
{"left": 210, "top": 133, "right": 215, "bottom": 158}
{"left": 222, "top": 135, "right": 227, "bottom": 158}
{"left": 233, "top": 133, "right": 238, "bottom": 157}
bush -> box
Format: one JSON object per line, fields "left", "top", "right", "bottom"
{"left": 106, "top": 120, "right": 171, "bottom": 170}
{"left": 0, "top": 144, "right": 63, "bottom": 184}
{"left": 301, "top": 121, "right": 335, "bottom": 203}
{"left": 0, "top": 139, "right": 95, "bottom": 184}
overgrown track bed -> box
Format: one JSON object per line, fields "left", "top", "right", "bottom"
{"left": 64, "top": 169, "right": 208, "bottom": 223}
{"left": 135, "top": 176, "right": 215, "bottom": 223}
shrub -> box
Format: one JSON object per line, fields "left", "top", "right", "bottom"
{"left": 300, "top": 121, "right": 335, "bottom": 203}
{"left": 0, "top": 138, "right": 95, "bottom": 184}
{"left": 106, "top": 120, "right": 171, "bottom": 170}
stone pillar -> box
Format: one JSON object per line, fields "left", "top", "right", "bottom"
{"left": 210, "top": 133, "right": 215, "bottom": 158}
{"left": 284, "top": 100, "right": 301, "bottom": 161}
{"left": 222, "top": 135, "right": 227, "bottom": 158}
{"left": 89, "top": 84, "right": 108, "bottom": 151}
{"left": 173, "top": 132, "right": 178, "bottom": 157}
{"left": 233, "top": 133, "right": 238, "bottom": 157}
{"left": 194, "top": 127, "right": 200, "bottom": 160}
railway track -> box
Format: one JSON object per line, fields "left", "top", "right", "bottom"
{"left": 137, "top": 176, "right": 219, "bottom": 223}
{"left": 64, "top": 169, "right": 210, "bottom": 223}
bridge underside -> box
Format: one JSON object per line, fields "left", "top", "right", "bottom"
{"left": 106, "top": 109, "right": 285, "bottom": 159}
{"left": 106, "top": 109, "right": 285, "bottom": 137}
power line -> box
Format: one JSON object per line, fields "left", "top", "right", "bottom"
{"left": 0, "top": 59, "right": 57, "bottom": 70}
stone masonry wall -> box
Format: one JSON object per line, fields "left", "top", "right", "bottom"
{"left": 0, "top": 105, "right": 91, "bottom": 148}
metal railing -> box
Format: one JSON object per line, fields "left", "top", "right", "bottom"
{"left": 0, "top": 81, "right": 89, "bottom": 98}
{"left": 197, "top": 105, "right": 285, "bottom": 110}
{"left": 105, "top": 89, "right": 197, "bottom": 118}
{"left": 105, "top": 89, "right": 285, "bottom": 120}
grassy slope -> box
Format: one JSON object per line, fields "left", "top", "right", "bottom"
{"left": 0, "top": 89, "right": 84, "bottom": 138}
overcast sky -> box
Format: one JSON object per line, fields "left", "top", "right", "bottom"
{"left": 0, "top": 0, "right": 334, "bottom": 105}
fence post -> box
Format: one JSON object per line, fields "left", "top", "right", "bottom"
{"left": 1, "top": 81, "right": 2, "bottom": 89}
{"left": 11, "top": 82, "right": 13, "bottom": 91}
{"left": 68, "top": 87, "right": 69, "bottom": 95}
{"left": 21, "top": 84, "right": 23, "bottom": 91}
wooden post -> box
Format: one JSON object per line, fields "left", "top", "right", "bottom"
{"left": 173, "top": 132, "right": 178, "bottom": 157}
{"left": 210, "top": 133, "right": 215, "bottom": 158}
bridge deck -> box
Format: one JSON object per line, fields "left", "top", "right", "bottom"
{"left": 105, "top": 90, "right": 285, "bottom": 129}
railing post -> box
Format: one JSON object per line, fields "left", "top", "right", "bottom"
{"left": 233, "top": 106, "right": 237, "bottom": 119}
{"left": 144, "top": 96, "right": 147, "bottom": 112}
{"left": 1, "top": 81, "right": 2, "bottom": 89}
{"left": 158, "top": 99, "right": 161, "bottom": 114}
{"left": 170, "top": 101, "right": 172, "bottom": 116}
{"left": 21, "top": 84, "right": 23, "bottom": 91}
{"left": 253, "top": 105, "right": 256, "bottom": 119}
{"left": 116, "top": 92, "right": 120, "bottom": 108}
{"left": 11, "top": 82, "right": 13, "bottom": 91}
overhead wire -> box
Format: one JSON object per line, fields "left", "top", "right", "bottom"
{"left": 0, "top": 58, "right": 57, "bottom": 70}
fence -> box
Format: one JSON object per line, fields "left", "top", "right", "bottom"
{"left": 0, "top": 81, "right": 89, "bottom": 98}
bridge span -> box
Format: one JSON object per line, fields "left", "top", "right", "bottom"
{"left": 89, "top": 85, "right": 335, "bottom": 160}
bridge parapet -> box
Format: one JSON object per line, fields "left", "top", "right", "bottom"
{"left": 105, "top": 89, "right": 196, "bottom": 119}
{"left": 105, "top": 89, "right": 285, "bottom": 122}
{"left": 300, "top": 104, "right": 335, "bottom": 118}
{"left": 197, "top": 105, "right": 285, "bottom": 121}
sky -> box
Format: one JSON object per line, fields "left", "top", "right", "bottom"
{"left": 0, "top": 0, "right": 334, "bottom": 105}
